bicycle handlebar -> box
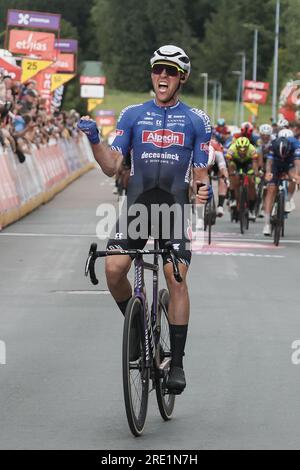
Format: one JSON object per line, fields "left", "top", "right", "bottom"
{"left": 84, "top": 243, "right": 99, "bottom": 285}
{"left": 85, "top": 241, "right": 183, "bottom": 285}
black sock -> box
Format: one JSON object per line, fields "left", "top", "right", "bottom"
{"left": 249, "top": 200, "right": 256, "bottom": 211}
{"left": 169, "top": 324, "right": 188, "bottom": 369}
{"left": 230, "top": 189, "right": 235, "bottom": 201}
{"left": 117, "top": 297, "right": 132, "bottom": 316}
{"left": 218, "top": 195, "right": 225, "bottom": 207}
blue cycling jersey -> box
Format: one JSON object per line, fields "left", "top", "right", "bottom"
{"left": 267, "top": 137, "right": 300, "bottom": 164}
{"left": 111, "top": 100, "right": 212, "bottom": 203}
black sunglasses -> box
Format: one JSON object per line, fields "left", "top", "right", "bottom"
{"left": 152, "top": 63, "right": 182, "bottom": 77}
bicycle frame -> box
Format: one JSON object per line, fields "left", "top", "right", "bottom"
{"left": 85, "top": 240, "right": 182, "bottom": 369}
{"left": 133, "top": 241, "right": 159, "bottom": 367}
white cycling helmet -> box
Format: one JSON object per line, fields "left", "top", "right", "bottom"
{"left": 278, "top": 129, "right": 294, "bottom": 138}
{"left": 259, "top": 124, "right": 273, "bottom": 136}
{"left": 277, "top": 118, "right": 289, "bottom": 128}
{"left": 150, "top": 45, "right": 191, "bottom": 76}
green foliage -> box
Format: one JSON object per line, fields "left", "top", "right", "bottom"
{"left": 1, "top": 0, "right": 299, "bottom": 109}
{"left": 278, "top": 0, "right": 300, "bottom": 82}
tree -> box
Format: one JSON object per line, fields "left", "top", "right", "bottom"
{"left": 92, "top": 0, "right": 154, "bottom": 91}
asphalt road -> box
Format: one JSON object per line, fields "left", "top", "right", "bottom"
{"left": 0, "top": 167, "right": 300, "bottom": 450}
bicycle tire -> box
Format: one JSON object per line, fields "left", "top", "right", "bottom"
{"left": 274, "top": 190, "right": 285, "bottom": 246}
{"left": 208, "top": 196, "right": 216, "bottom": 245}
{"left": 122, "top": 297, "right": 149, "bottom": 437}
{"left": 255, "top": 180, "right": 264, "bottom": 218}
{"left": 204, "top": 202, "right": 209, "bottom": 232}
{"left": 155, "top": 289, "right": 175, "bottom": 421}
{"left": 282, "top": 192, "right": 286, "bottom": 238}
{"left": 239, "top": 187, "right": 246, "bottom": 234}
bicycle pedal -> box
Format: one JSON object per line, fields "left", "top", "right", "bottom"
{"left": 165, "top": 388, "right": 183, "bottom": 396}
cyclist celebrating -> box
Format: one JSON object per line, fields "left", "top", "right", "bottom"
{"left": 263, "top": 133, "right": 300, "bottom": 236}
{"left": 78, "top": 45, "right": 212, "bottom": 394}
{"left": 226, "top": 136, "right": 259, "bottom": 220}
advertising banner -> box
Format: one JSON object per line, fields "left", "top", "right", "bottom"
{"left": 52, "top": 86, "right": 64, "bottom": 111}
{"left": 278, "top": 79, "right": 300, "bottom": 122}
{"left": 51, "top": 73, "right": 75, "bottom": 92}
{"left": 244, "top": 102, "right": 259, "bottom": 117}
{"left": 87, "top": 99, "right": 103, "bottom": 112}
{"left": 244, "top": 80, "right": 270, "bottom": 91}
{"left": 36, "top": 70, "right": 52, "bottom": 112}
{"left": 49, "top": 53, "right": 75, "bottom": 73}
{"left": 0, "top": 57, "right": 21, "bottom": 80}
{"left": 96, "top": 110, "right": 115, "bottom": 116}
{"left": 80, "top": 76, "right": 106, "bottom": 85}
{"left": 243, "top": 89, "right": 268, "bottom": 105}
{"left": 21, "top": 59, "right": 53, "bottom": 83}
{"left": 96, "top": 116, "right": 116, "bottom": 127}
{"left": 9, "top": 30, "right": 56, "bottom": 60}
{"left": 7, "top": 9, "right": 61, "bottom": 30}
{"left": 80, "top": 85, "right": 104, "bottom": 99}
{"left": 55, "top": 39, "right": 78, "bottom": 53}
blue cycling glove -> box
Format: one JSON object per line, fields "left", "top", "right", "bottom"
{"left": 77, "top": 119, "right": 101, "bottom": 145}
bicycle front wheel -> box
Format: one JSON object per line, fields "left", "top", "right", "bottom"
{"left": 155, "top": 289, "right": 175, "bottom": 421}
{"left": 273, "top": 190, "right": 284, "bottom": 247}
{"left": 239, "top": 187, "right": 248, "bottom": 234}
{"left": 122, "top": 297, "right": 149, "bottom": 437}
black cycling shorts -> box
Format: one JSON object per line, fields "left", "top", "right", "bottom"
{"left": 106, "top": 189, "right": 192, "bottom": 267}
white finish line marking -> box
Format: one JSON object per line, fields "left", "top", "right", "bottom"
{"left": 195, "top": 252, "right": 284, "bottom": 258}
{"left": 0, "top": 232, "right": 96, "bottom": 238}
{"left": 54, "top": 290, "right": 110, "bottom": 295}
{"left": 0, "top": 232, "right": 299, "bottom": 245}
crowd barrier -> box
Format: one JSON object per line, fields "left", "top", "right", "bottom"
{"left": 0, "top": 135, "right": 95, "bottom": 230}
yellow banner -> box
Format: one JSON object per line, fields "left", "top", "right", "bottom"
{"left": 51, "top": 73, "right": 75, "bottom": 92}
{"left": 88, "top": 99, "right": 103, "bottom": 112}
{"left": 101, "top": 125, "right": 115, "bottom": 138}
{"left": 244, "top": 102, "right": 259, "bottom": 116}
{"left": 21, "top": 59, "right": 53, "bottom": 83}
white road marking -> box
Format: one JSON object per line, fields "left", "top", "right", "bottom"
{"left": 195, "top": 252, "right": 284, "bottom": 258}
{"left": 54, "top": 290, "right": 110, "bottom": 295}
{"left": 0, "top": 232, "right": 299, "bottom": 245}
{"left": 0, "top": 232, "right": 96, "bottom": 238}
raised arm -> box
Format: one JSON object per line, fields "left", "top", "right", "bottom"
{"left": 77, "top": 116, "right": 121, "bottom": 177}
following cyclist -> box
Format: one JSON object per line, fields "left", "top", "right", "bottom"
{"left": 77, "top": 45, "right": 212, "bottom": 395}
{"left": 257, "top": 123, "right": 275, "bottom": 169}
{"left": 226, "top": 136, "right": 259, "bottom": 221}
{"left": 255, "top": 123, "right": 275, "bottom": 217}
{"left": 209, "top": 138, "right": 229, "bottom": 217}
{"left": 263, "top": 132, "right": 300, "bottom": 236}
{"left": 233, "top": 121, "right": 260, "bottom": 146}
{"left": 214, "top": 118, "right": 231, "bottom": 145}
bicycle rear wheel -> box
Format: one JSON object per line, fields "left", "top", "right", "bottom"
{"left": 155, "top": 289, "right": 175, "bottom": 421}
{"left": 122, "top": 297, "right": 149, "bottom": 437}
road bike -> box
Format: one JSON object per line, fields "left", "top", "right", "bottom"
{"left": 85, "top": 241, "right": 182, "bottom": 437}
{"left": 271, "top": 178, "right": 289, "bottom": 247}
{"left": 230, "top": 170, "right": 251, "bottom": 234}
{"left": 203, "top": 193, "right": 216, "bottom": 245}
